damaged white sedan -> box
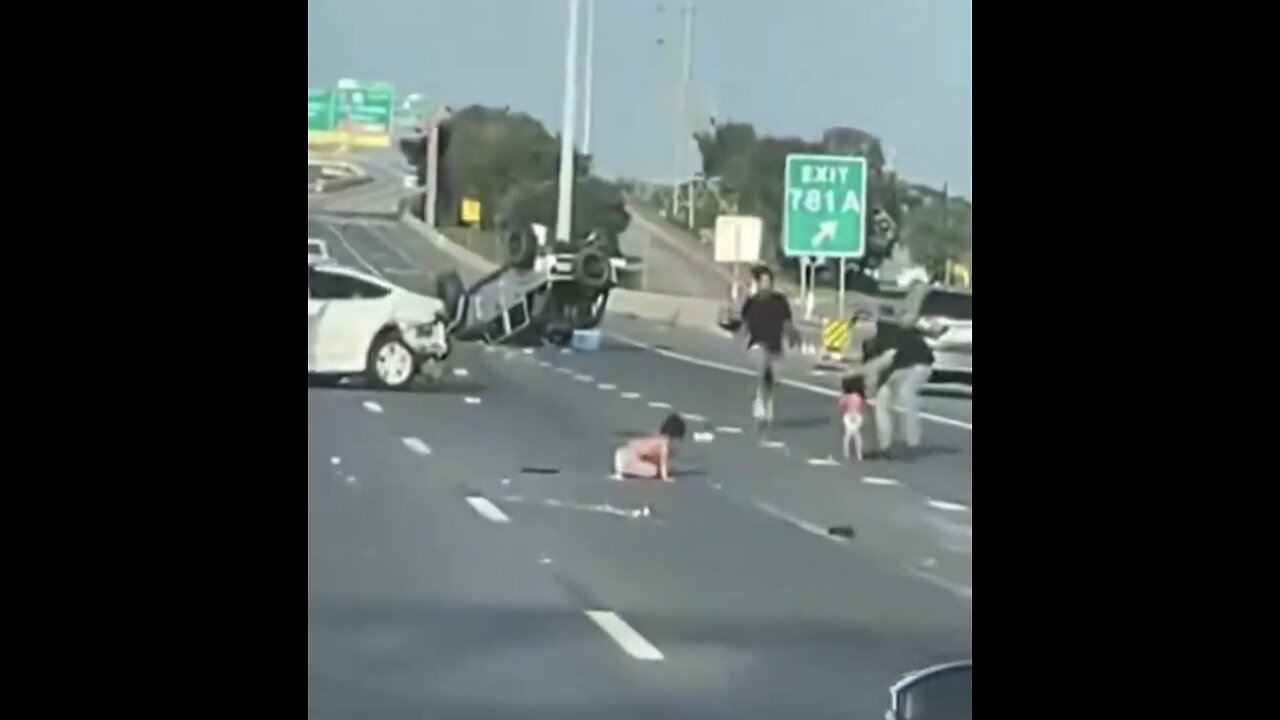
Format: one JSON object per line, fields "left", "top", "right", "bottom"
{"left": 307, "top": 258, "right": 453, "bottom": 388}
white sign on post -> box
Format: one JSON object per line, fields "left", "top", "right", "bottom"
{"left": 713, "top": 215, "right": 763, "bottom": 264}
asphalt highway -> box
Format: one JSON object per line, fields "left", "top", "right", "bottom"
{"left": 620, "top": 202, "right": 731, "bottom": 299}
{"left": 307, "top": 213, "right": 973, "bottom": 719}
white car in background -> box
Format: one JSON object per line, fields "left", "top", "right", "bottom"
{"left": 307, "top": 258, "right": 452, "bottom": 388}
{"left": 903, "top": 286, "right": 972, "bottom": 386}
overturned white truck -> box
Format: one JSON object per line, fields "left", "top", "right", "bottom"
{"left": 439, "top": 221, "right": 616, "bottom": 347}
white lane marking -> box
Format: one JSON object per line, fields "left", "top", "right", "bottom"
{"left": 362, "top": 219, "right": 430, "bottom": 269}
{"left": 555, "top": 367, "right": 573, "bottom": 374}
{"left": 323, "top": 221, "right": 387, "bottom": 279}
{"left": 760, "top": 440, "right": 786, "bottom": 449}
{"left": 452, "top": 367, "right": 470, "bottom": 377}
{"left": 807, "top": 456, "right": 840, "bottom": 466}
{"left": 862, "top": 476, "right": 900, "bottom": 486}
{"left": 926, "top": 498, "right": 970, "bottom": 512}
{"left": 465, "top": 496, "right": 511, "bottom": 523}
{"left": 538, "top": 360, "right": 552, "bottom": 368}
{"left": 621, "top": 391, "right": 642, "bottom": 399}
{"left": 693, "top": 431, "right": 715, "bottom": 443}
{"left": 533, "top": 497, "right": 649, "bottom": 519}
{"left": 560, "top": 348, "right": 572, "bottom": 355}
{"left": 684, "top": 413, "right": 707, "bottom": 422}
{"left": 754, "top": 501, "right": 849, "bottom": 545}
{"left": 647, "top": 401, "right": 673, "bottom": 409}
{"left": 584, "top": 611, "right": 665, "bottom": 661}
{"left": 716, "top": 425, "right": 743, "bottom": 434}
{"left": 597, "top": 382, "right": 617, "bottom": 390}
{"left": 902, "top": 564, "right": 972, "bottom": 601}
{"left": 574, "top": 374, "right": 595, "bottom": 383}
{"left": 362, "top": 401, "right": 384, "bottom": 414}
{"left": 464, "top": 396, "right": 482, "bottom": 405}
{"left": 523, "top": 348, "right": 535, "bottom": 355}
{"left": 346, "top": 475, "right": 357, "bottom": 484}
{"left": 330, "top": 456, "right": 342, "bottom": 466}
{"left": 401, "top": 437, "right": 432, "bottom": 455}
{"left": 607, "top": 331, "right": 972, "bottom": 431}
{"left": 484, "top": 345, "right": 497, "bottom": 353}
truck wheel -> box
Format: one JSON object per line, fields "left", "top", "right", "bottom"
{"left": 366, "top": 330, "right": 416, "bottom": 389}
{"left": 574, "top": 248, "right": 611, "bottom": 290}
{"left": 504, "top": 227, "right": 538, "bottom": 269}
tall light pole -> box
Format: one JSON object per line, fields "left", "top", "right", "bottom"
{"left": 555, "top": 0, "right": 581, "bottom": 243}
{"left": 582, "top": 0, "right": 595, "bottom": 155}
{"left": 424, "top": 106, "right": 451, "bottom": 228}
{"left": 671, "top": 3, "right": 694, "bottom": 222}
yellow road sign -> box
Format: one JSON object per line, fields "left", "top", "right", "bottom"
{"left": 822, "top": 319, "right": 852, "bottom": 353}
{"left": 460, "top": 198, "right": 482, "bottom": 225}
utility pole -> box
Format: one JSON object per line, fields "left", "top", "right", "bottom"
{"left": 671, "top": 2, "right": 694, "bottom": 222}
{"left": 424, "top": 107, "right": 450, "bottom": 228}
{"left": 582, "top": 0, "right": 595, "bottom": 155}
{"left": 555, "top": 0, "right": 581, "bottom": 243}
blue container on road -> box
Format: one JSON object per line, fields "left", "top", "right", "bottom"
{"left": 571, "top": 329, "right": 602, "bottom": 352}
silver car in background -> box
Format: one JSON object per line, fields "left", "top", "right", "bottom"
{"left": 902, "top": 286, "right": 972, "bottom": 387}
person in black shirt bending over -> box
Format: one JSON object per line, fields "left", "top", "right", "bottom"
{"left": 736, "top": 265, "right": 800, "bottom": 431}
{"left": 860, "top": 315, "right": 935, "bottom": 457}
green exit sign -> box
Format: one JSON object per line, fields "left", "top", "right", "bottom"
{"left": 782, "top": 154, "right": 867, "bottom": 259}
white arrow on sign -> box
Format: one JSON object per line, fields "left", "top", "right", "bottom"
{"left": 812, "top": 220, "right": 838, "bottom": 247}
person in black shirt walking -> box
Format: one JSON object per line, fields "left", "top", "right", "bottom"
{"left": 860, "top": 315, "right": 935, "bottom": 456}
{"left": 735, "top": 265, "right": 800, "bottom": 431}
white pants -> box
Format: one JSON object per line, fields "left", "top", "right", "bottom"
{"left": 842, "top": 412, "right": 864, "bottom": 459}
{"left": 874, "top": 364, "right": 931, "bottom": 450}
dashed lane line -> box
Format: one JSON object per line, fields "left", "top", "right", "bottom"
{"left": 584, "top": 610, "right": 664, "bottom": 661}
{"left": 465, "top": 496, "right": 511, "bottom": 523}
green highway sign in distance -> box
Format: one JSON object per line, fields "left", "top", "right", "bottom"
{"left": 336, "top": 85, "right": 394, "bottom": 135}
{"left": 782, "top": 154, "right": 867, "bottom": 259}
{"left": 308, "top": 88, "right": 336, "bottom": 131}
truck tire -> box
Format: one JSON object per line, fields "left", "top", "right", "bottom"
{"left": 504, "top": 227, "right": 537, "bottom": 269}
{"left": 574, "top": 248, "right": 611, "bottom": 290}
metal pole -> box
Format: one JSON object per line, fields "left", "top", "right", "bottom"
{"left": 687, "top": 177, "right": 696, "bottom": 230}
{"left": 582, "top": 0, "right": 594, "bottom": 155}
{"left": 555, "top": 0, "right": 581, "bottom": 243}
{"left": 425, "top": 123, "right": 439, "bottom": 227}
{"left": 838, "top": 257, "right": 847, "bottom": 319}
{"left": 799, "top": 257, "right": 807, "bottom": 308}
{"left": 642, "top": 231, "right": 651, "bottom": 291}
{"left": 671, "top": 2, "right": 693, "bottom": 220}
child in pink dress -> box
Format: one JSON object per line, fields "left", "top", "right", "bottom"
{"left": 613, "top": 413, "right": 687, "bottom": 482}
{"left": 836, "top": 375, "right": 866, "bottom": 461}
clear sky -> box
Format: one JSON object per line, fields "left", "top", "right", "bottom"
{"left": 307, "top": 0, "right": 971, "bottom": 197}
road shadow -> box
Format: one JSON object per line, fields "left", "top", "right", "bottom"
{"left": 863, "top": 445, "right": 961, "bottom": 462}
{"left": 772, "top": 416, "right": 833, "bottom": 430}
{"left": 921, "top": 386, "right": 973, "bottom": 400}
{"left": 596, "top": 343, "right": 646, "bottom": 353}
{"left": 306, "top": 376, "right": 489, "bottom": 395}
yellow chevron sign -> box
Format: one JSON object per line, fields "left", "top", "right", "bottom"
{"left": 822, "top": 319, "right": 853, "bottom": 353}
